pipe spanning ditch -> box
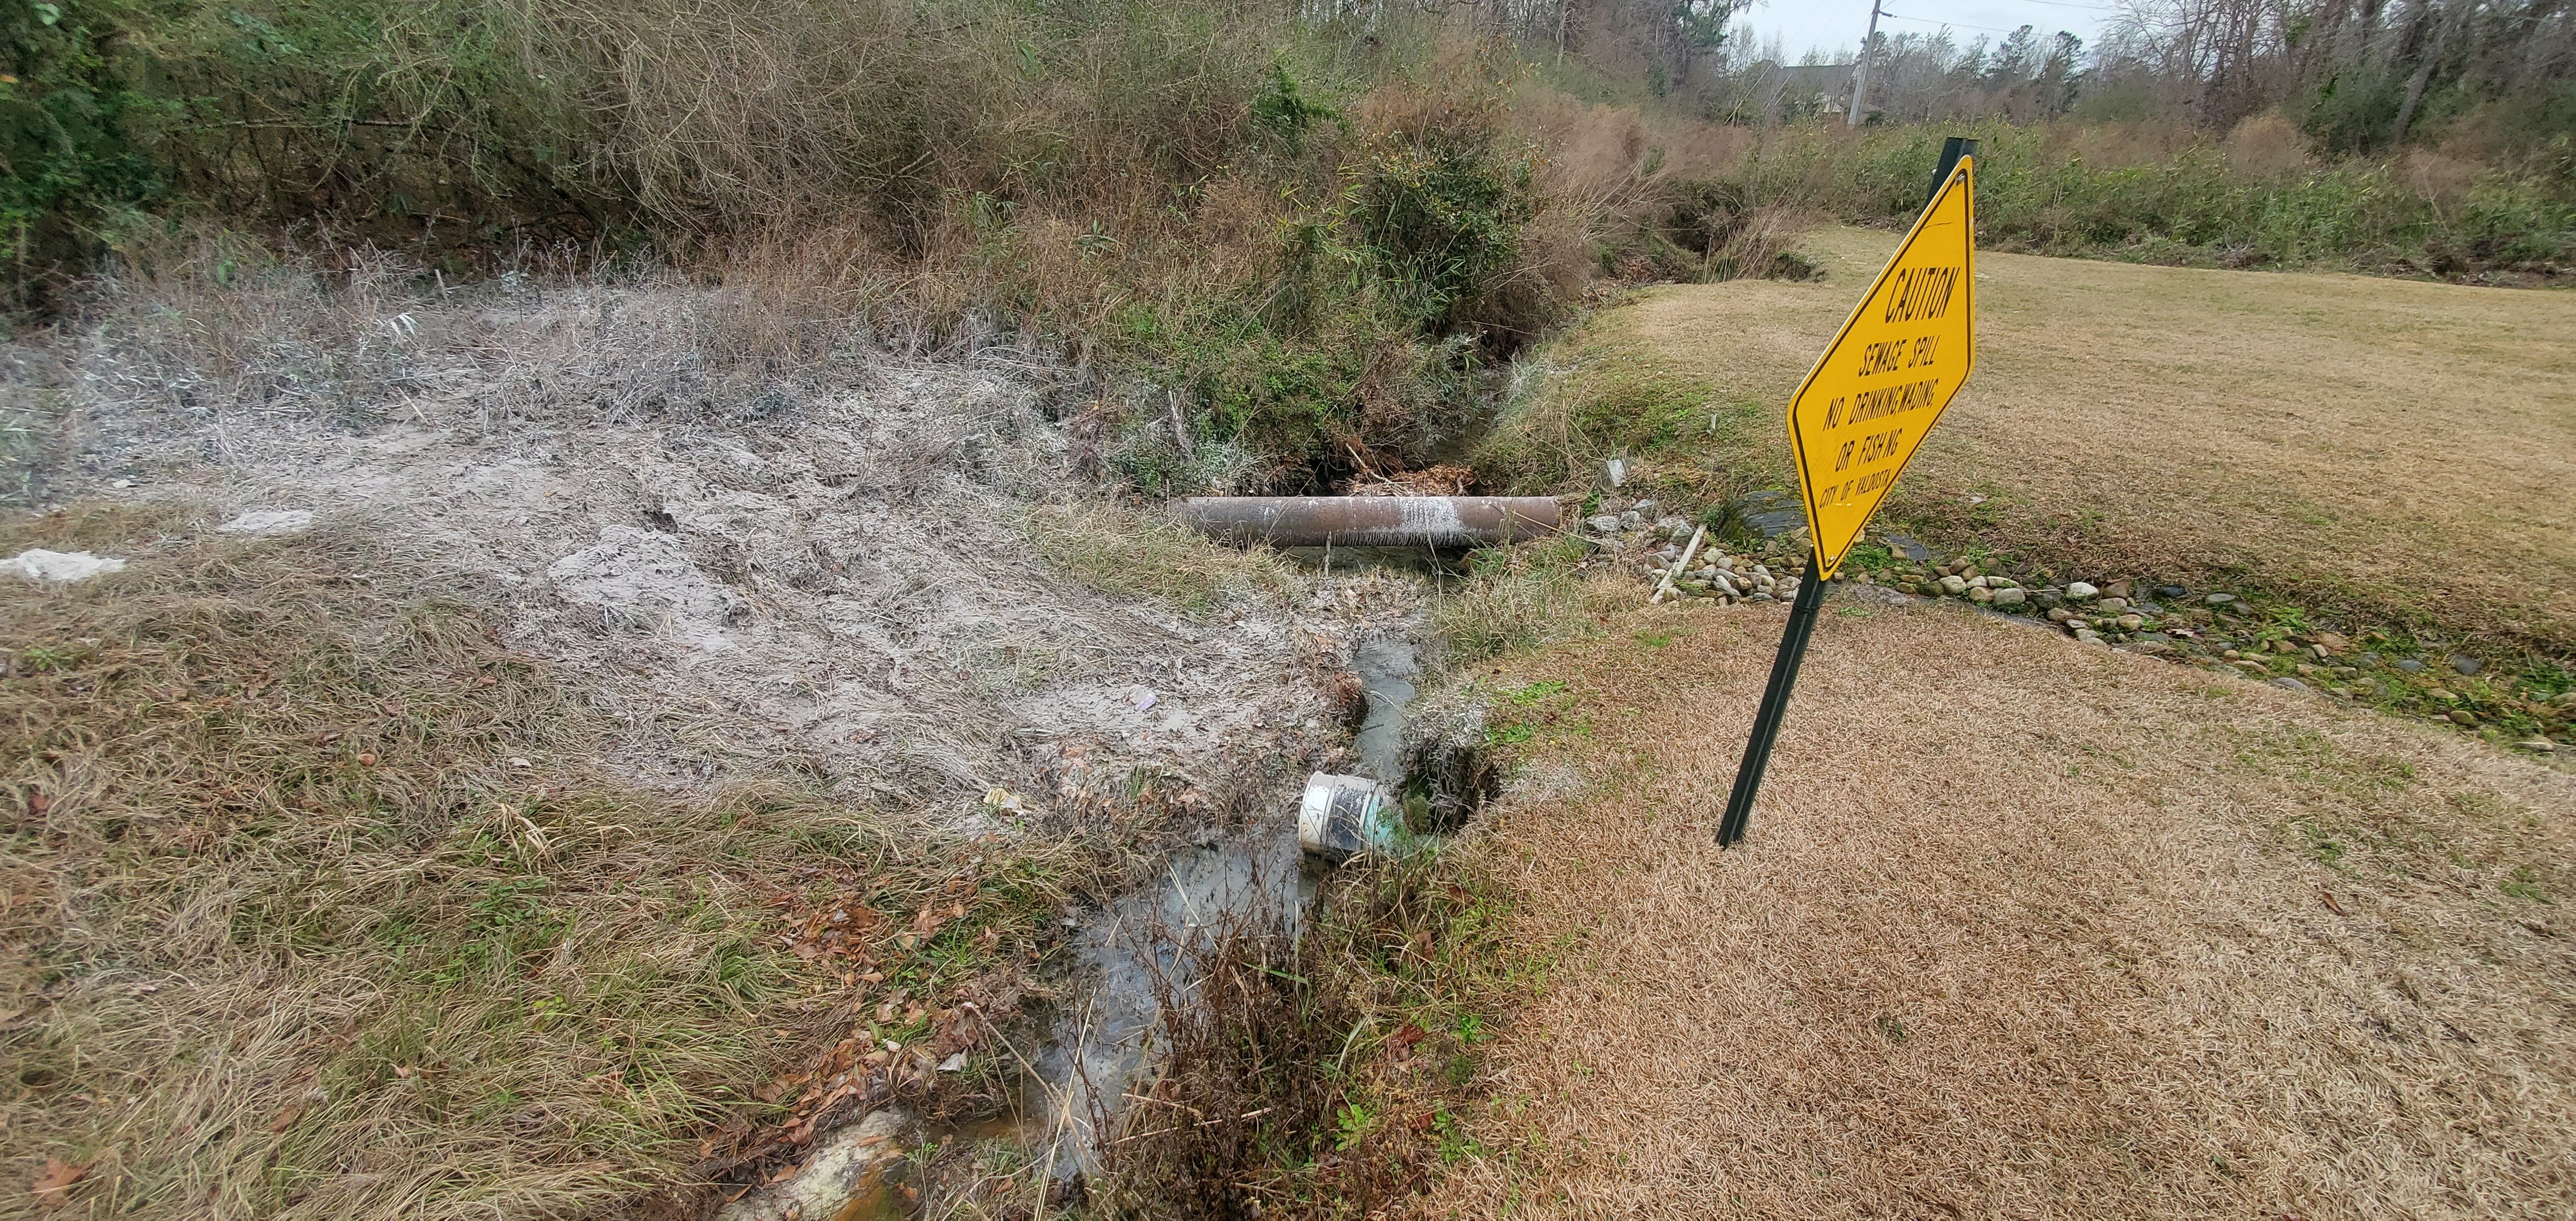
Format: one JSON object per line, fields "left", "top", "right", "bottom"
{"left": 1174, "top": 496, "right": 1560, "bottom": 548}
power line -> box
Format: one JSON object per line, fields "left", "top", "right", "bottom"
{"left": 1878, "top": 10, "right": 2068, "bottom": 37}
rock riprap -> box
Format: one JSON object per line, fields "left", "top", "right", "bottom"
{"left": 1565, "top": 498, "right": 2573, "bottom": 754}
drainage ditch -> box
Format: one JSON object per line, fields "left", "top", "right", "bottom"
{"left": 722, "top": 554, "right": 1495, "bottom": 1219}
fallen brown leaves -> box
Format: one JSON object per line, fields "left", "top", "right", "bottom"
{"left": 30, "top": 1157, "right": 87, "bottom": 1206}
{"left": 699, "top": 866, "right": 1027, "bottom": 1185}
{"left": 1343, "top": 465, "right": 1477, "bottom": 497}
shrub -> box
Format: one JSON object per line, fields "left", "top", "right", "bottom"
{"left": 1, "top": 0, "right": 163, "bottom": 293}
{"left": 1351, "top": 119, "right": 1538, "bottom": 334}
{"left": 1699, "top": 119, "right": 2575, "bottom": 277}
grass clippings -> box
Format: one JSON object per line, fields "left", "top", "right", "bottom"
{"left": 1420, "top": 594, "right": 2576, "bottom": 1218}
{"left": 0, "top": 506, "right": 1093, "bottom": 1219}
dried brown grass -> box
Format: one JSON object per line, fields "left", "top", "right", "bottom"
{"left": 2224, "top": 112, "right": 2317, "bottom": 182}
{"left": 1420, "top": 594, "right": 2576, "bottom": 1218}
{"left": 509, "top": 0, "right": 1297, "bottom": 229}
{"left": 1590, "top": 226, "right": 2576, "bottom": 649}
{"left": 1096, "top": 853, "right": 1523, "bottom": 1220}
{"left": 0, "top": 506, "right": 1092, "bottom": 1218}
{"left": 1024, "top": 502, "right": 1300, "bottom": 618}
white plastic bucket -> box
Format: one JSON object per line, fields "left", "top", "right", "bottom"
{"left": 1298, "top": 772, "right": 1400, "bottom": 862}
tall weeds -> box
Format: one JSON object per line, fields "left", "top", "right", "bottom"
{"left": 1705, "top": 118, "right": 2576, "bottom": 276}
{"left": 7, "top": 1, "right": 1730, "bottom": 490}
{"left": 1094, "top": 852, "right": 1523, "bottom": 1219}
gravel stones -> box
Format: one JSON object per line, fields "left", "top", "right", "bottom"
{"left": 1586, "top": 515, "right": 1621, "bottom": 533}
{"left": 2156, "top": 585, "right": 2187, "bottom": 599}
{"left": 2270, "top": 676, "right": 2310, "bottom": 692}
{"left": 2205, "top": 593, "right": 2237, "bottom": 605}
{"left": 1991, "top": 587, "right": 2027, "bottom": 608}
{"left": 2066, "top": 581, "right": 2099, "bottom": 600}
{"left": 2395, "top": 658, "right": 2426, "bottom": 673}
{"left": 2449, "top": 654, "right": 2483, "bottom": 675}
{"left": 1968, "top": 585, "right": 1994, "bottom": 603}
{"left": 1939, "top": 575, "right": 1968, "bottom": 595}
{"left": 2116, "top": 613, "right": 2144, "bottom": 630}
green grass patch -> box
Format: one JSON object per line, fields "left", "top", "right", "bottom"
{"left": 1474, "top": 320, "right": 1784, "bottom": 500}
{"left": 1433, "top": 535, "right": 1604, "bottom": 667}
{"left": 1025, "top": 502, "right": 1295, "bottom": 617}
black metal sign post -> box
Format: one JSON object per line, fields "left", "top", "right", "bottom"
{"left": 1716, "top": 136, "right": 1976, "bottom": 849}
{"left": 1717, "top": 557, "right": 1830, "bottom": 846}
{"left": 1925, "top": 136, "right": 1978, "bottom": 206}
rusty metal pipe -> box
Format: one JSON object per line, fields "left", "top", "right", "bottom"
{"left": 1174, "top": 496, "right": 1560, "bottom": 548}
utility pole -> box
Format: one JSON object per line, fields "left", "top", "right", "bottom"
{"left": 1846, "top": 0, "right": 1882, "bottom": 127}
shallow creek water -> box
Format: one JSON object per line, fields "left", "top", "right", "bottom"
{"left": 815, "top": 594, "right": 1435, "bottom": 1218}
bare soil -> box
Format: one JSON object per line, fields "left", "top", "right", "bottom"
{"left": 32, "top": 271, "right": 1419, "bottom": 822}
{"left": 1, "top": 264, "right": 1441, "bottom": 1218}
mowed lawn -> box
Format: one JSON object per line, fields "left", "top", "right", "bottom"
{"left": 1588, "top": 229, "right": 2576, "bottom": 647}
{"left": 1423, "top": 594, "right": 2576, "bottom": 1219}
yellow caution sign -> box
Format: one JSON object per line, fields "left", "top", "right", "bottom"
{"left": 1787, "top": 156, "right": 1977, "bottom": 580}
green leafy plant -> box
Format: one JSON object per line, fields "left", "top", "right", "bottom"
{"left": 1332, "top": 1100, "right": 1376, "bottom": 1150}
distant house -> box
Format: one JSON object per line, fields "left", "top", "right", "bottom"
{"left": 1759, "top": 61, "right": 1858, "bottom": 118}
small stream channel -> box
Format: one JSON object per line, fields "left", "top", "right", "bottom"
{"left": 758, "top": 594, "right": 1441, "bottom": 1219}
{"left": 1020, "top": 622, "right": 1424, "bottom": 1167}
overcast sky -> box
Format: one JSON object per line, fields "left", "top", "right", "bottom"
{"left": 1745, "top": 0, "right": 2122, "bottom": 63}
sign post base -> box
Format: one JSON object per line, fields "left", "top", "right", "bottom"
{"left": 1717, "top": 552, "right": 1832, "bottom": 846}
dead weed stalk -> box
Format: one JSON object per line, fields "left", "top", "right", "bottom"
{"left": 1091, "top": 850, "right": 1523, "bottom": 1220}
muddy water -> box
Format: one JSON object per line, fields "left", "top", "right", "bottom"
{"left": 1026, "top": 823, "right": 1315, "bottom": 1176}
{"left": 813, "top": 622, "right": 1438, "bottom": 1213}
{"left": 1350, "top": 635, "right": 1419, "bottom": 783}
